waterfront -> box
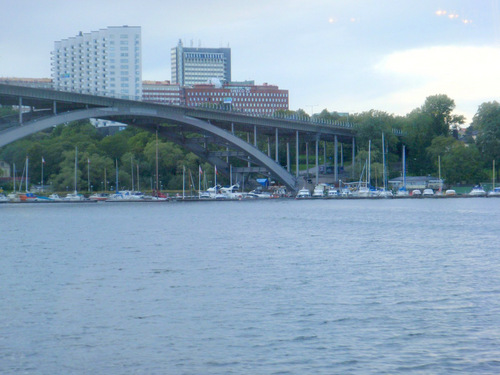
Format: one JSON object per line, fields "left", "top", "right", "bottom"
{"left": 1, "top": 199, "right": 500, "bottom": 374}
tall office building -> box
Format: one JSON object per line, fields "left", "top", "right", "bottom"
{"left": 51, "top": 26, "right": 142, "bottom": 100}
{"left": 171, "top": 40, "right": 231, "bottom": 86}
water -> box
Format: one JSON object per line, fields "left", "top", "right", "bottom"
{"left": 1, "top": 199, "right": 500, "bottom": 374}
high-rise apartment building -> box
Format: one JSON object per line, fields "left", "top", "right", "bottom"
{"left": 171, "top": 40, "right": 231, "bottom": 86}
{"left": 51, "top": 26, "right": 142, "bottom": 100}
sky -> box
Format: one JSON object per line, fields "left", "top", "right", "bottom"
{"left": 1, "top": 0, "right": 499, "bottom": 124}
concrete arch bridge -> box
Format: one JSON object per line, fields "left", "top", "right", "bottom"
{"left": 0, "top": 83, "right": 358, "bottom": 192}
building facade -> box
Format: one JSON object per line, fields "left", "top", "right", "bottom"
{"left": 0, "top": 78, "right": 52, "bottom": 89}
{"left": 171, "top": 40, "right": 231, "bottom": 86}
{"left": 142, "top": 80, "right": 182, "bottom": 105}
{"left": 184, "top": 81, "right": 288, "bottom": 115}
{"left": 51, "top": 26, "right": 142, "bottom": 100}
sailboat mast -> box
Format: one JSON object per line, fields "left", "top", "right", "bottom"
{"left": 198, "top": 165, "right": 201, "bottom": 198}
{"left": 493, "top": 160, "right": 496, "bottom": 189}
{"left": 368, "top": 140, "right": 371, "bottom": 187}
{"left": 115, "top": 159, "right": 119, "bottom": 193}
{"left": 182, "top": 165, "right": 185, "bottom": 199}
{"left": 382, "top": 132, "right": 386, "bottom": 191}
{"left": 74, "top": 147, "right": 78, "bottom": 194}
{"left": 137, "top": 164, "right": 140, "bottom": 192}
{"left": 402, "top": 145, "right": 406, "bottom": 189}
{"left": 131, "top": 156, "right": 134, "bottom": 192}
{"left": 26, "top": 156, "right": 29, "bottom": 192}
{"left": 438, "top": 155, "right": 442, "bottom": 192}
{"left": 155, "top": 129, "right": 159, "bottom": 192}
{"left": 13, "top": 163, "right": 16, "bottom": 192}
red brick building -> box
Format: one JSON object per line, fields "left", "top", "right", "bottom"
{"left": 184, "top": 81, "right": 288, "bottom": 115}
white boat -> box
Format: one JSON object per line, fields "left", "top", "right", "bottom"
{"left": 327, "top": 189, "right": 339, "bottom": 197}
{"left": 49, "top": 193, "right": 62, "bottom": 201}
{"left": 396, "top": 187, "right": 409, "bottom": 197}
{"left": 411, "top": 189, "right": 422, "bottom": 196}
{"left": 89, "top": 192, "right": 109, "bottom": 201}
{"left": 445, "top": 189, "right": 457, "bottom": 196}
{"left": 422, "top": 188, "right": 434, "bottom": 197}
{"left": 220, "top": 184, "right": 243, "bottom": 200}
{"left": 7, "top": 192, "right": 21, "bottom": 202}
{"left": 64, "top": 192, "right": 86, "bottom": 201}
{"left": 107, "top": 190, "right": 145, "bottom": 201}
{"left": 488, "top": 187, "right": 500, "bottom": 196}
{"left": 199, "top": 191, "right": 211, "bottom": 199}
{"left": 295, "top": 187, "right": 311, "bottom": 199}
{"left": 312, "top": 184, "right": 326, "bottom": 198}
{"left": 378, "top": 189, "right": 393, "bottom": 198}
{"left": 469, "top": 185, "right": 486, "bottom": 197}
{"left": 0, "top": 193, "right": 8, "bottom": 202}
{"left": 247, "top": 189, "right": 272, "bottom": 199}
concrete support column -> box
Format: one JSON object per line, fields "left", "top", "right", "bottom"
{"left": 295, "top": 131, "right": 299, "bottom": 178}
{"left": 53, "top": 101, "right": 57, "bottom": 115}
{"left": 352, "top": 137, "right": 356, "bottom": 179}
{"left": 254, "top": 125, "right": 257, "bottom": 146}
{"left": 323, "top": 141, "right": 327, "bottom": 175}
{"left": 315, "top": 138, "right": 319, "bottom": 186}
{"left": 19, "top": 97, "right": 23, "bottom": 124}
{"left": 286, "top": 142, "right": 290, "bottom": 172}
{"left": 275, "top": 128, "right": 279, "bottom": 163}
{"left": 231, "top": 123, "right": 234, "bottom": 134}
{"left": 306, "top": 142, "right": 309, "bottom": 180}
{"left": 267, "top": 137, "right": 271, "bottom": 157}
{"left": 247, "top": 133, "right": 251, "bottom": 167}
{"left": 334, "top": 135, "right": 338, "bottom": 183}
{"left": 341, "top": 143, "right": 344, "bottom": 168}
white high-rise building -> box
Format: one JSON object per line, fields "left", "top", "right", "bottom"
{"left": 52, "top": 26, "right": 142, "bottom": 100}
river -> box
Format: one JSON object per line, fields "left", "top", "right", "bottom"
{"left": 1, "top": 198, "right": 499, "bottom": 374}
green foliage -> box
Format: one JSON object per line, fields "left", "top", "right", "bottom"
{"left": 420, "top": 94, "right": 464, "bottom": 137}
{"left": 0, "top": 95, "right": 498, "bottom": 189}
{"left": 472, "top": 101, "right": 500, "bottom": 164}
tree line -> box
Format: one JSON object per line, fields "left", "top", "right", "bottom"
{"left": 0, "top": 94, "right": 498, "bottom": 192}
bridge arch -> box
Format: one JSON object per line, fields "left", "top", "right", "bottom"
{"left": 0, "top": 106, "right": 298, "bottom": 190}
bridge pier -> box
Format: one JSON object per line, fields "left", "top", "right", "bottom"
{"left": 19, "top": 97, "right": 23, "bottom": 124}
{"left": 323, "top": 141, "right": 327, "bottom": 177}
{"left": 295, "top": 131, "right": 299, "bottom": 178}
{"left": 275, "top": 128, "right": 279, "bottom": 163}
{"left": 334, "top": 135, "right": 338, "bottom": 183}
{"left": 315, "top": 137, "right": 319, "bottom": 186}
{"left": 247, "top": 133, "right": 251, "bottom": 167}
{"left": 306, "top": 142, "right": 309, "bottom": 181}
{"left": 286, "top": 142, "right": 290, "bottom": 172}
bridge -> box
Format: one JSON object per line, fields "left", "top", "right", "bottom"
{"left": 0, "top": 83, "right": 356, "bottom": 192}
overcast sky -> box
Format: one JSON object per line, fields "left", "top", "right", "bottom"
{"left": 1, "top": 0, "right": 499, "bottom": 123}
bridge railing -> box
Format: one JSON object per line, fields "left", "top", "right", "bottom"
{"left": 185, "top": 103, "right": 354, "bottom": 129}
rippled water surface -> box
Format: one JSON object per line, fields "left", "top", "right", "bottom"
{"left": 1, "top": 198, "right": 500, "bottom": 374}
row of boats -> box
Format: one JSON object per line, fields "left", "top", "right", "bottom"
{"left": 2, "top": 184, "right": 499, "bottom": 203}
{"left": 295, "top": 184, "right": 500, "bottom": 199}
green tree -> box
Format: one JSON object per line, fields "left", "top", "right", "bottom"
{"left": 472, "top": 101, "right": 500, "bottom": 163}
{"left": 440, "top": 143, "right": 486, "bottom": 184}
{"left": 421, "top": 94, "right": 465, "bottom": 137}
